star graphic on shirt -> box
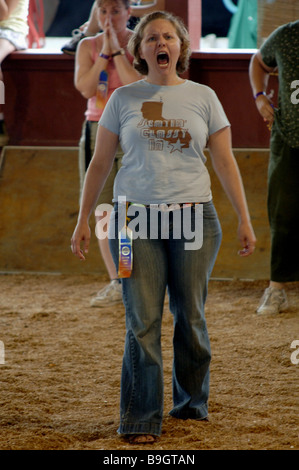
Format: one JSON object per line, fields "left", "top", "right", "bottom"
{"left": 168, "top": 139, "right": 183, "bottom": 153}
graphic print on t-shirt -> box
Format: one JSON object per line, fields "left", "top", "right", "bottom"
{"left": 137, "top": 100, "right": 192, "bottom": 153}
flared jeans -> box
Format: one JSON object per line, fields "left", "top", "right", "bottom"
{"left": 109, "top": 201, "right": 222, "bottom": 436}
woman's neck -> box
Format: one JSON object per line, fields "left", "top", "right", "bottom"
{"left": 145, "top": 75, "right": 186, "bottom": 86}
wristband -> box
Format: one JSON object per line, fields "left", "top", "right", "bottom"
{"left": 99, "top": 52, "right": 110, "bottom": 60}
{"left": 111, "top": 48, "right": 125, "bottom": 58}
{"left": 254, "top": 91, "right": 266, "bottom": 100}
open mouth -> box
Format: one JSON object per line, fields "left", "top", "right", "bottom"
{"left": 157, "top": 52, "right": 169, "bottom": 67}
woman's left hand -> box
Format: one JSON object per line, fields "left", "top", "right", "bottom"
{"left": 237, "top": 220, "right": 256, "bottom": 257}
{"left": 106, "top": 16, "right": 121, "bottom": 54}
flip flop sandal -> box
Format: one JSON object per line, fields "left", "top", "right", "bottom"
{"left": 127, "top": 434, "right": 157, "bottom": 444}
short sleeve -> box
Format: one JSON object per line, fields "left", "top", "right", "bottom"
{"left": 98, "top": 90, "right": 121, "bottom": 135}
{"left": 260, "top": 25, "right": 283, "bottom": 68}
{"left": 207, "top": 88, "right": 230, "bottom": 136}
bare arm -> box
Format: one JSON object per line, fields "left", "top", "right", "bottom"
{"left": 106, "top": 22, "right": 141, "bottom": 84}
{"left": 208, "top": 126, "right": 256, "bottom": 256}
{"left": 71, "top": 126, "right": 119, "bottom": 260}
{"left": 75, "top": 26, "right": 140, "bottom": 99}
{"left": 74, "top": 36, "right": 109, "bottom": 99}
{"left": 78, "top": 1, "right": 164, "bottom": 36}
{"left": 111, "top": 50, "right": 142, "bottom": 85}
{"left": 0, "top": 0, "right": 20, "bottom": 20}
{"left": 249, "top": 51, "right": 276, "bottom": 125}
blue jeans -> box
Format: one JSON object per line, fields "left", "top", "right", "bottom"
{"left": 109, "top": 201, "right": 222, "bottom": 436}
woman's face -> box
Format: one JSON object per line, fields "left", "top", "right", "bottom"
{"left": 139, "top": 19, "right": 182, "bottom": 79}
{"left": 98, "top": 1, "right": 130, "bottom": 32}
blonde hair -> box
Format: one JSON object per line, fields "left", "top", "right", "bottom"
{"left": 128, "top": 11, "right": 191, "bottom": 75}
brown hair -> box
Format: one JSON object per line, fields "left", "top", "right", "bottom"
{"left": 96, "top": 0, "right": 130, "bottom": 9}
{"left": 128, "top": 11, "right": 191, "bottom": 75}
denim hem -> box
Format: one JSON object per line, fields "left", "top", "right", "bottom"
{"left": 117, "top": 421, "right": 162, "bottom": 437}
{"left": 168, "top": 403, "right": 208, "bottom": 420}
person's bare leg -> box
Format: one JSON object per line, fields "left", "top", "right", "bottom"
{"left": 90, "top": 212, "right": 122, "bottom": 307}
{"left": 0, "top": 38, "right": 15, "bottom": 73}
{"left": 61, "top": 2, "right": 99, "bottom": 55}
{"left": 0, "top": 38, "right": 16, "bottom": 145}
{"left": 269, "top": 281, "right": 285, "bottom": 290}
{"left": 83, "top": 1, "right": 100, "bottom": 36}
{"left": 95, "top": 211, "right": 118, "bottom": 279}
{"left": 98, "top": 234, "right": 118, "bottom": 280}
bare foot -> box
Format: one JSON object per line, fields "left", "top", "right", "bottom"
{"left": 127, "top": 434, "right": 157, "bottom": 444}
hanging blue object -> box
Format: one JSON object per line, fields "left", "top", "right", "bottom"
{"left": 222, "top": 0, "right": 238, "bottom": 14}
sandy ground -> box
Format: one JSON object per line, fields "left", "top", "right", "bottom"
{"left": 0, "top": 273, "right": 298, "bottom": 451}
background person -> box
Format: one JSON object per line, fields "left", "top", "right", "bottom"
{"left": 249, "top": 20, "right": 299, "bottom": 315}
{"left": 74, "top": 0, "right": 141, "bottom": 307}
{"left": 71, "top": 11, "right": 256, "bottom": 443}
{"left": 0, "top": 0, "right": 29, "bottom": 146}
{"left": 61, "top": 0, "right": 164, "bottom": 55}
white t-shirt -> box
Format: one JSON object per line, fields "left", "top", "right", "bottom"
{"left": 99, "top": 79, "right": 230, "bottom": 204}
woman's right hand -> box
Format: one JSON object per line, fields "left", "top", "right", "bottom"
{"left": 70, "top": 219, "right": 91, "bottom": 261}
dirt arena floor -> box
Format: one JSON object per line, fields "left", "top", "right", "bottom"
{"left": 0, "top": 273, "right": 298, "bottom": 451}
